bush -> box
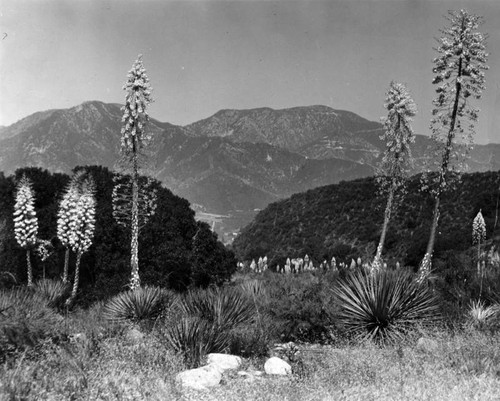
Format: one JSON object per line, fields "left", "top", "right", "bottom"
{"left": 102, "top": 286, "right": 175, "bottom": 325}
{"left": 264, "top": 272, "right": 339, "bottom": 343}
{"left": 0, "top": 287, "right": 62, "bottom": 357}
{"left": 332, "top": 269, "right": 440, "bottom": 343}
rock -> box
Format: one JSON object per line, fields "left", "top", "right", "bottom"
{"left": 175, "top": 365, "right": 222, "bottom": 390}
{"left": 70, "top": 332, "right": 88, "bottom": 344}
{"left": 206, "top": 353, "right": 242, "bottom": 372}
{"left": 264, "top": 357, "right": 292, "bottom": 375}
{"left": 125, "top": 328, "right": 144, "bottom": 343}
{"left": 416, "top": 337, "right": 439, "bottom": 353}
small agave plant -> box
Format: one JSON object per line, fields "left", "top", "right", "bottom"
{"left": 468, "top": 300, "right": 500, "bottom": 330}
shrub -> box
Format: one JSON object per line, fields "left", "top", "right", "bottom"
{"left": 332, "top": 269, "right": 440, "bottom": 343}
{"left": 0, "top": 287, "right": 62, "bottom": 357}
{"left": 468, "top": 299, "right": 500, "bottom": 331}
{"left": 102, "top": 286, "right": 174, "bottom": 324}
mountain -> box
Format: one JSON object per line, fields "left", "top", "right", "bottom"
{"left": 232, "top": 171, "right": 500, "bottom": 268}
{"left": 0, "top": 101, "right": 498, "bottom": 240}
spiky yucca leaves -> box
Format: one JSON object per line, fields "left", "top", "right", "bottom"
{"left": 333, "top": 270, "right": 440, "bottom": 343}
{"left": 179, "top": 287, "right": 256, "bottom": 330}
{"left": 163, "top": 316, "right": 229, "bottom": 368}
{"left": 0, "top": 287, "right": 62, "bottom": 356}
{"left": 468, "top": 300, "right": 499, "bottom": 330}
{"left": 34, "top": 279, "right": 71, "bottom": 309}
{"left": 162, "top": 287, "right": 256, "bottom": 367}
{"left": 13, "top": 176, "right": 39, "bottom": 286}
{"left": 102, "top": 286, "right": 172, "bottom": 323}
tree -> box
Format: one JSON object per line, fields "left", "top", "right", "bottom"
{"left": 66, "top": 177, "right": 96, "bottom": 305}
{"left": 13, "top": 176, "right": 38, "bottom": 286}
{"left": 419, "top": 9, "right": 488, "bottom": 279}
{"left": 115, "top": 55, "right": 155, "bottom": 290}
{"left": 372, "top": 81, "right": 417, "bottom": 272}
{"left": 57, "top": 172, "right": 84, "bottom": 283}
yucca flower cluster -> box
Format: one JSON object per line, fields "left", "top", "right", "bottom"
{"left": 68, "top": 186, "right": 96, "bottom": 254}
{"left": 13, "top": 177, "right": 38, "bottom": 249}
{"left": 472, "top": 209, "right": 486, "bottom": 246}
{"left": 120, "top": 54, "right": 153, "bottom": 155}
{"left": 13, "top": 176, "right": 39, "bottom": 286}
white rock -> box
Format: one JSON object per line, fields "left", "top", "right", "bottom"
{"left": 175, "top": 365, "right": 222, "bottom": 390}
{"left": 206, "top": 353, "right": 242, "bottom": 372}
{"left": 264, "top": 357, "right": 292, "bottom": 375}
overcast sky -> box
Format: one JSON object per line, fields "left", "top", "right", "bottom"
{"left": 1, "top": 0, "right": 499, "bottom": 144}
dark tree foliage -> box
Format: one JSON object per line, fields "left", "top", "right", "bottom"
{"left": 191, "top": 221, "right": 237, "bottom": 288}
{"left": 0, "top": 166, "right": 237, "bottom": 303}
{"left": 233, "top": 171, "right": 500, "bottom": 269}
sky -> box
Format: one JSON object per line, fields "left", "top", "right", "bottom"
{"left": 0, "top": 0, "right": 499, "bottom": 144}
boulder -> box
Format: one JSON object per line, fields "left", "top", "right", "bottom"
{"left": 264, "top": 357, "right": 292, "bottom": 375}
{"left": 175, "top": 365, "right": 222, "bottom": 390}
{"left": 206, "top": 353, "right": 242, "bottom": 372}
{"left": 125, "top": 328, "right": 144, "bottom": 343}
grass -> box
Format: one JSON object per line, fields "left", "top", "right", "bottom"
{"left": 2, "top": 318, "right": 500, "bottom": 400}
{"left": 2, "top": 277, "right": 500, "bottom": 400}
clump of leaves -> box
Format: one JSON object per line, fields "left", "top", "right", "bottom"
{"left": 161, "top": 287, "right": 256, "bottom": 367}
{"left": 0, "top": 287, "right": 62, "bottom": 357}
{"left": 102, "top": 286, "right": 173, "bottom": 324}
{"left": 332, "top": 270, "right": 440, "bottom": 343}
{"left": 468, "top": 300, "right": 499, "bottom": 331}
{"left": 34, "top": 279, "right": 70, "bottom": 310}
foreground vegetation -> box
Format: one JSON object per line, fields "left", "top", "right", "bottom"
{"left": 2, "top": 266, "right": 500, "bottom": 400}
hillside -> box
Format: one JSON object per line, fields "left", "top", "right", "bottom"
{"left": 232, "top": 171, "right": 500, "bottom": 268}
{"left": 1, "top": 102, "right": 499, "bottom": 239}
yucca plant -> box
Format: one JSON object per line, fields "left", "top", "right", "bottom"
{"left": 162, "top": 287, "right": 256, "bottom": 367}
{"left": 179, "top": 287, "right": 256, "bottom": 331}
{"left": 332, "top": 270, "right": 440, "bottom": 343}
{"left": 102, "top": 286, "right": 173, "bottom": 323}
{"left": 163, "top": 316, "right": 229, "bottom": 368}
{"left": 13, "top": 176, "right": 39, "bottom": 286}
{"left": 468, "top": 299, "right": 499, "bottom": 330}
{"left": 0, "top": 287, "right": 62, "bottom": 356}
{"left": 33, "top": 278, "right": 70, "bottom": 309}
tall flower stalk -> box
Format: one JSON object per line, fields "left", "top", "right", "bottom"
{"left": 419, "top": 9, "right": 488, "bottom": 280}
{"left": 57, "top": 172, "right": 84, "bottom": 283}
{"left": 372, "top": 82, "right": 416, "bottom": 272}
{"left": 13, "top": 176, "right": 38, "bottom": 286}
{"left": 115, "top": 54, "right": 154, "bottom": 290}
{"left": 66, "top": 177, "right": 96, "bottom": 306}
{"left": 472, "top": 209, "right": 486, "bottom": 298}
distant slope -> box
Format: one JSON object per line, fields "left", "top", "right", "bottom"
{"left": 232, "top": 171, "right": 500, "bottom": 268}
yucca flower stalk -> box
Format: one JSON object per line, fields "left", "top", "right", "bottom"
{"left": 472, "top": 209, "right": 486, "bottom": 297}
{"left": 13, "top": 176, "right": 38, "bottom": 286}
{"left": 115, "top": 54, "right": 154, "bottom": 291}
{"left": 419, "top": 9, "right": 488, "bottom": 280}
{"left": 373, "top": 82, "right": 416, "bottom": 272}
{"left": 66, "top": 178, "right": 96, "bottom": 306}
{"left": 57, "top": 173, "right": 84, "bottom": 283}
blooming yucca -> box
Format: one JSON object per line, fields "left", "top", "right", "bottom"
{"left": 116, "top": 55, "right": 155, "bottom": 291}
{"left": 66, "top": 177, "right": 96, "bottom": 305}
{"left": 373, "top": 81, "right": 416, "bottom": 272}
{"left": 473, "top": 209, "right": 487, "bottom": 297}
{"left": 13, "top": 176, "right": 38, "bottom": 286}
{"left": 57, "top": 173, "right": 84, "bottom": 283}
{"left": 419, "top": 9, "right": 489, "bottom": 279}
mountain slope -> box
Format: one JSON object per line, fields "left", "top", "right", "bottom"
{"left": 232, "top": 171, "right": 500, "bottom": 267}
